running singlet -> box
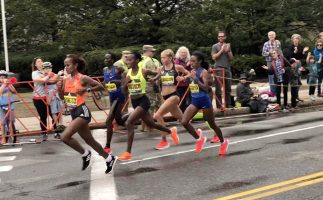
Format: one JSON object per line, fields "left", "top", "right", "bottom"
{"left": 103, "top": 66, "right": 122, "bottom": 93}
{"left": 189, "top": 67, "right": 208, "bottom": 98}
{"left": 64, "top": 73, "right": 87, "bottom": 109}
{"left": 127, "top": 67, "right": 146, "bottom": 95}
{"left": 160, "top": 64, "right": 178, "bottom": 86}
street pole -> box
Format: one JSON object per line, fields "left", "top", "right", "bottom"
{"left": 1, "top": 0, "right": 9, "bottom": 71}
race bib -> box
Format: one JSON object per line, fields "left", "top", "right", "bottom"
{"left": 161, "top": 75, "right": 174, "bottom": 86}
{"left": 105, "top": 83, "right": 117, "bottom": 92}
{"left": 189, "top": 83, "right": 199, "bottom": 93}
{"left": 64, "top": 95, "right": 77, "bottom": 107}
{"left": 128, "top": 82, "right": 142, "bottom": 94}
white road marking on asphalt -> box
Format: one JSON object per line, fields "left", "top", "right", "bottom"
{"left": 120, "top": 124, "right": 323, "bottom": 165}
{"left": 90, "top": 153, "right": 117, "bottom": 200}
{"left": 0, "top": 148, "right": 22, "bottom": 154}
{"left": 0, "top": 156, "right": 16, "bottom": 162}
{"left": 0, "top": 165, "right": 13, "bottom": 172}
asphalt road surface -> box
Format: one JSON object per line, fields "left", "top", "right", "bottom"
{"left": 1, "top": 109, "right": 323, "bottom": 200}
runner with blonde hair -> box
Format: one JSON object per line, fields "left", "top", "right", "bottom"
{"left": 153, "top": 49, "right": 190, "bottom": 150}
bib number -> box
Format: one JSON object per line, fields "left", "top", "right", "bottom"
{"left": 64, "top": 95, "right": 77, "bottom": 107}
{"left": 128, "top": 82, "right": 142, "bottom": 94}
{"left": 105, "top": 83, "right": 117, "bottom": 92}
{"left": 189, "top": 83, "right": 199, "bottom": 93}
{"left": 161, "top": 76, "right": 174, "bottom": 86}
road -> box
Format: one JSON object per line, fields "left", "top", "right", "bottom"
{"left": 0, "top": 109, "right": 323, "bottom": 200}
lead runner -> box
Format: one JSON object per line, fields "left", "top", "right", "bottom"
{"left": 57, "top": 54, "right": 117, "bottom": 173}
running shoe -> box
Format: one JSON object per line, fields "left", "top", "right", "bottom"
{"left": 82, "top": 151, "right": 91, "bottom": 170}
{"left": 104, "top": 147, "right": 112, "bottom": 153}
{"left": 118, "top": 152, "right": 132, "bottom": 161}
{"left": 195, "top": 135, "right": 207, "bottom": 153}
{"left": 196, "top": 129, "right": 202, "bottom": 137}
{"left": 170, "top": 127, "right": 179, "bottom": 145}
{"left": 219, "top": 138, "right": 229, "bottom": 155}
{"left": 210, "top": 136, "right": 220, "bottom": 143}
{"left": 155, "top": 140, "right": 170, "bottom": 150}
{"left": 105, "top": 154, "right": 117, "bottom": 174}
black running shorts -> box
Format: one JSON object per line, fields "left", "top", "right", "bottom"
{"left": 70, "top": 104, "right": 92, "bottom": 123}
{"left": 131, "top": 95, "right": 151, "bottom": 111}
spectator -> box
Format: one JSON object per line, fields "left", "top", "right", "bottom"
{"left": 262, "top": 50, "right": 290, "bottom": 110}
{"left": 289, "top": 58, "right": 303, "bottom": 108}
{"left": 318, "top": 32, "right": 323, "bottom": 40}
{"left": 211, "top": 31, "right": 234, "bottom": 109}
{"left": 174, "top": 46, "right": 191, "bottom": 112}
{"left": 113, "top": 50, "right": 131, "bottom": 72}
{"left": 262, "top": 31, "right": 283, "bottom": 94}
{"left": 31, "top": 57, "right": 53, "bottom": 141}
{"left": 286, "top": 34, "right": 308, "bottom": 62}
{"left": 42, "top": 62, "right": 64, "bottom": 139}
{"left": 286, "top": 34, "right": 308, "bottom": 102}
{"left": 236, "top": 74, "right": 254, "bottom": 107}
{"left": 138, "top": 45, "right": 162, "bottom": 131}
{"left": 314, "top": 39, "right": 323, "bottom": 97}
{"left": 0, "top": 71, "right": 17, "bottom": 144}
{"left": 236, "top": 73, "right": 268, "bottom": 113}
{"left": 306, "top": 52, "right": 322, "bottom": 101}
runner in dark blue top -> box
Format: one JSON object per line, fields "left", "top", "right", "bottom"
{"left": 103, "top": 52, "right": 127, "bottom": 153}
{"left": 181, "top": 51, "right": 229, "bottom": 155}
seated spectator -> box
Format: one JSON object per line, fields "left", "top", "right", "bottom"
{"left": 236, "top": 73, "right": 268, "bottom": 113}
{"left": 236, "top": 74, "right": 254, "bottom": 107}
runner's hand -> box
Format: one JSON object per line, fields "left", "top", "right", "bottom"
{"left": 176, "top": 76, "right": 185, "bottom": 82}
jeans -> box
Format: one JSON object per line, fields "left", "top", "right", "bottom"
{"left": 276, "top": 82, "right": 288, "bottom": 107}
{"left": 268, "top": 75, "right": 276, "bottom": 95}
{"left": 317, "top": 70, "right": 323, "bottom": 95}
{"left": 291, "top": 86, "right": 298, "bottom": 107}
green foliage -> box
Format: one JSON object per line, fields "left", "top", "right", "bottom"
{"left": 0, "top": 0, "right": 323, "bottom": 79}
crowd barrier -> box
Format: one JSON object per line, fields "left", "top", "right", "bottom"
{"left": 0, "top": 73, "right": 226, "bottom": 142}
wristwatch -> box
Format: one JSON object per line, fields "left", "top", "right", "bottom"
{"left": 86, "top": 88, "right": 92, "bottom": 93}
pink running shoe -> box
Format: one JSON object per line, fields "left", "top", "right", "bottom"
{"left": 155, "top": 140, "right": 170, "bottom": 150}
{"left": 170, "top": 127, "right": 179, "bottom": 145}
{"left": 210, "top": 136, "right": 220, "bottom": 143}
{"left": 195, "top": 135, "right": 207, "bottom": 153}
{"left": 219, "top": 139, "right": 229, "bottom": 155}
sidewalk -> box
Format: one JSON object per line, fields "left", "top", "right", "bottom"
{"left": 11, "top": 79, "right": 323, "bottom": 135}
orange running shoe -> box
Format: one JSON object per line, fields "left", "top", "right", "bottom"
{"left": 118, "top": 152, "right": 132, "bottom": 161}
{"left": 104, "top": 147, "right": 112, "bottom": 153}
{"left": 219, "top": 138, "right": 229, "bottom": 155}
{"left": 170, "top": 127, "right": 179, "bottom": 145}
{"left": 210, "top": 136, "right": 220, "bottom": 143}
{"left": 195, "top": 135, "right": 207, "bottom": 153}
{"left": 155, "top": 140, "right": 170, "bottom": 150}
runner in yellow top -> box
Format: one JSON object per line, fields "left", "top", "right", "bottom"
{"left": 118, "top": 51, "right": 179, "bottom": 161}
{"left": 57, "top": 54, "right": 117, "bottom": 174}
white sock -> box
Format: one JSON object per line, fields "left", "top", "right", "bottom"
{"left": 81, "top": 149, "right": 89, "bottom": 157}
{"left": 105, "top": 154, "right": 112, "bottom": 162}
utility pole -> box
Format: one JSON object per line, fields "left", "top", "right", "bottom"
{"left": 1, "top": 0, "right": 9, "bottom": 71}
